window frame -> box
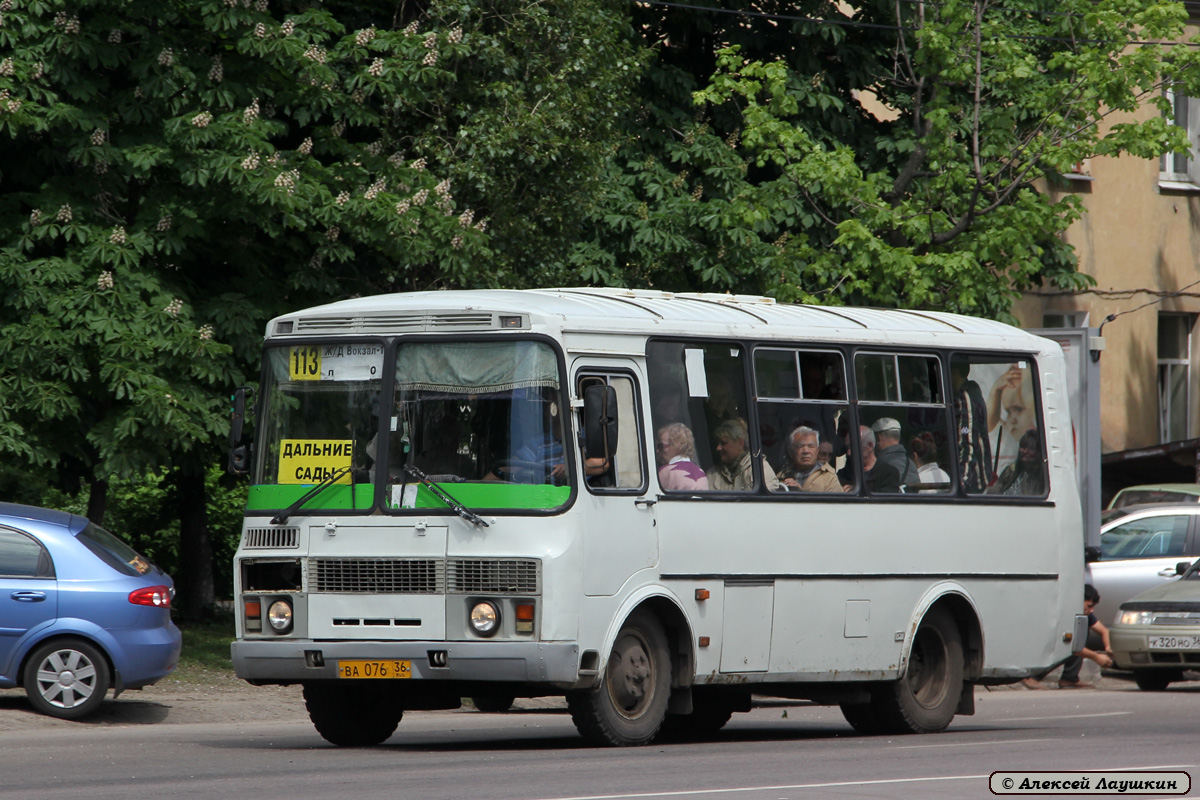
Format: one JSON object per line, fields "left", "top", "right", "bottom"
{"left": 575, "top": 368, "right": 649, "bottom": 496}
{"left": 0, "top": 527, "right": 55, "bottom": 580}
{"left": 1157, "top": 312, "right": 1194, "bottom": 444}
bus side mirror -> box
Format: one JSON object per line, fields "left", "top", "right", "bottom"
{"left": 583, "top": 385, "right": 618, "bottom": 460}
{"left": 228, "top": 386, "right": 253, "bottom": 474}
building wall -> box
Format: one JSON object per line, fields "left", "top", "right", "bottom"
{"left": 1012, "top": 127, "right": 1200, "bottom": 455}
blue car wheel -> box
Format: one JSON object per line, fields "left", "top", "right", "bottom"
{"left": 23, "top": 638, "right": 111, "bottom": 719}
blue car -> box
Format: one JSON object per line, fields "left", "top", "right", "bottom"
{"left": 0, "top": 502, "right": 181, "bottom": 719}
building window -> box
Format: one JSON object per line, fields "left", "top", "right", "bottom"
{"left": 1042, "top": 311, "right": 1088, "bottom": 329}
{"left": 1160, "top": 88, "right": 1200, "bottom": 188}
{"left": 1158, "top": 313, "right": 1194, "bottom": 443}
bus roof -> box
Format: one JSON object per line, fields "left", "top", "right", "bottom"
{"left": 266, "top": 287, "right": 1048, "bottom": 351}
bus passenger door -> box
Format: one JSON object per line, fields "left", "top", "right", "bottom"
{"left": 575, "top": 366, "right": 658, "bottom": 597}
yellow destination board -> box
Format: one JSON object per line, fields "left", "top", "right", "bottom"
{"left": 277, "top": 439, "right": 354, "bottom": 484}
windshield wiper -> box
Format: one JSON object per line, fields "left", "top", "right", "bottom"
{"left": 271, "top": 465, "right": 353, "bottom": 525}
{"left": 403, "top": 465, "right": 489, "bottom": 528}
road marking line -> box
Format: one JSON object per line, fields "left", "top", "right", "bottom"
{"left": 1003, "top": 711, "right": 1132, "bottom": 722}
{"left": 893, "top": 737, "right": 1056, "bottom": 749}
{"left": 529, "top": 774, "right": 989, "bottom": 800}
{"left": 528, "top": 765, "right": 1198, "bottom": 800}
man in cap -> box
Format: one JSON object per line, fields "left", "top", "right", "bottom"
{"left": 871, "top": 417, "right": 918, "bottom": 487}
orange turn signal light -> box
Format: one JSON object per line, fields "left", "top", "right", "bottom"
{"left": 695, "top": 589, "right": 710, "bottom": 601}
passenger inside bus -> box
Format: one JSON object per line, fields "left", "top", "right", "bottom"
{"left": 656, "top": 423, "right": 708, "bottom": 491}
{"left": 950, "top": 360, "right": 994, "bottom": 493}
{"left": 910, "top": 431, "right": 952, "bottom": 493}
{"left": 777, "top": 426, "right": 841, "bottom": 493}
{"left": 840, "top": 425, "right": 900, "bottom": 493}
{"left": 871, "top": 417, "right": 919, "bottom": 487}
{"left": 988, "top": 428, "right": 1046, "bottom": 496}
{"left": 710, "top": 418, "right": 779, "bottom": 492}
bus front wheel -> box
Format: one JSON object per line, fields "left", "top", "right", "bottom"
{"left": 303, "top": 682, "right": 403, "bottom": 746}
{"left": 873, "top": 606, "right": 964, "bottom": 734}
{"left": 567, "top": 611, "right": 671, "bottom": 746}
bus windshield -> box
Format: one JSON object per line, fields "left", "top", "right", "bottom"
{"left": 249, "top": 339, "right": 570, "bottom": 514}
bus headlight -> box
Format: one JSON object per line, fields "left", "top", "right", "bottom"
{"left": 267, "top": 599, "right": 294, "bottom": 633}
{"left": 469, "top": 601, "right": 500, "bottom": 637}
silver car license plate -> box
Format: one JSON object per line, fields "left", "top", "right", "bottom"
{"left": 1147, "top": 635, "right": 1200, "bottom": 649}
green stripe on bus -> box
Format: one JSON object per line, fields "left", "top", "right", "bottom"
{"left": 246, "top": 483, "right": 569, "bottom": 511}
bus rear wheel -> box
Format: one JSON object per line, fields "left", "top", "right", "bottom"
{"left": 303, "top": 682, "right": 403, "bottom": 746}
{"left": 567, "top": 611, "right": 671, "bottom": 746}
{"left": 873, "top": 606, "right": 964, "bottom": 734}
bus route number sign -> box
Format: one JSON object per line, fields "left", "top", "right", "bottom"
{"left": 337, "top": 660, "right": 412, "bottom": 679}
{"left": 289, "top": 346, "right": 322, "bottom": 381}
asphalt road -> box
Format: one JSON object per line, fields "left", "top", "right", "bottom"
{"left": 1, "top": 677, "right": 1197, "bottom": 800}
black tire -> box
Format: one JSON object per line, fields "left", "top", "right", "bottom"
{"left": 23, "top": 638, "right": 111, "bottom": 720}
{"left": 872, "top": 607, "right": 964, "bottom": 734}
{"left": 839, "top": 701, "right": 886, "bottom": 735}
{"left": 1134, "top": 669, "right": 1180, "bottom": 692}
{"left": 472, "top": 694, "right": 516, "bottom": 713}
{"left": 567, "top": 611, "right": 671, "bottom": 746}
{"left": 303, "top": 682, "right": 403, "bottom": 746}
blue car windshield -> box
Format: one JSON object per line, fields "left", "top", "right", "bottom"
{"left": 77, "top": 523, "right": 152, "bottom": 576}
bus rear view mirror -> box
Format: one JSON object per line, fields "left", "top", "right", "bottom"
{"left": 583, "top": 384, "right": 618, "bottom": 461}
{"left": 228, "top": 386, "right": 253, "bottom": 474}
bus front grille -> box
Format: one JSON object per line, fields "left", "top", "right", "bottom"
{"left": 310, "top": 558, "right": 445, "bottom": 594}
{"left": 448, "top": 558, "right": 540, "bottom": 594}
{"left": 244, "top": 527, "right": 300, "bottom": 549}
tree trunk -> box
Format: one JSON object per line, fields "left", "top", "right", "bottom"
{"left": 86, "top": 478, "right": 108, "bottom": 524}
{"left": 176, "top": 468, "right": 214, "bottom": 620}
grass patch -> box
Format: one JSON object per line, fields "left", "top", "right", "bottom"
{"left": 173, "top": 616, "right": 237, "bottom": 684}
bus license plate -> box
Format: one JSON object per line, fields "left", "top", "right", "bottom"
{"left": 337, "top": 660, "right": 412, "bottom": 679}
{"left": 1147, "top": 635, "right": 1200, "bottom": 650}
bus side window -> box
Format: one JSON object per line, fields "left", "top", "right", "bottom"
{"left": 754, "top": 348, "right": 849, "bottom": 494}
{"left": 853, "top": 352, "right": 951, "bottom": 495}
{"left": 950, "top": 355, "right": 1047, "bottom": 497}
{"left": 648, "top": 341, "right": 759, "bottom": 492}
{"left": 577, "top": 373, "right": 645, "bottom": 492}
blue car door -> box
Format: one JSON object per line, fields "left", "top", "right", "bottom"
{"left": 0, "top": 528, "right": 58, "bottom": 679}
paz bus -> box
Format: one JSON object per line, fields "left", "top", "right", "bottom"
{"left": 229, "top": 288, "right": 1087, "bottom": 746}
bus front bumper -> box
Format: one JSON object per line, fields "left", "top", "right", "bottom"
{"left": 232, "top": 639, "right": 582, "bottom": 685}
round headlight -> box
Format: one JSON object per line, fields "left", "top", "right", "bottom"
{"left": 267, "top": 599, "right": 293, "bottom": 632}
{"left": 469, "top": 601, "right": 500, "bottom": 637}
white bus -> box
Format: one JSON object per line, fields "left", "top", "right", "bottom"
{"left": 230, "top": 288, "right": 1087, "bottom": 747}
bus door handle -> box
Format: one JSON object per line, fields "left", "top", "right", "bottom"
{"left": 635, "top": 498, "right": 657, "bottom": 508}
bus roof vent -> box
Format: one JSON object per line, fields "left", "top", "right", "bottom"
{"left": 293, "top": 312, "right": 498, "bottom": 334}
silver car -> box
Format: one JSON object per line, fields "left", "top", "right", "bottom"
{"left": 1086, "top": 504, "right": 1200, "bottom": 627}
{"left": 1110, "top": 563, "right": 1200, "bottom": 691}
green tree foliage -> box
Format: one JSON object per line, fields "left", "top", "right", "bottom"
{"left": 572, "top": 0, "right": 1200, "bottom": 319}
{"left": 0, "top": 0, "right": 636, "bottom": 611}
